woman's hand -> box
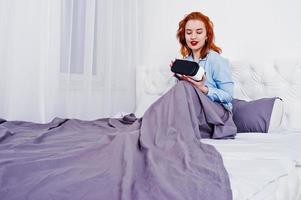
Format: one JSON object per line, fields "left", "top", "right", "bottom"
{"left": 169, "top": 59, "right": 175, "bottom": 68}
{"left": 181, "top": 74, "right": 208, "bottom": 94}
{"left": 170, "top": 59, "right": 184, "bottom": 80}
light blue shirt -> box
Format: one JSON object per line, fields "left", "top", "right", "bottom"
{"left": 185, "top": 50, "right": 234, "bottom": 110}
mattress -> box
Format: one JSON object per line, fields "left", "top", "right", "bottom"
{"left": 202, "top": 132, "right": 301, "bottom": 200}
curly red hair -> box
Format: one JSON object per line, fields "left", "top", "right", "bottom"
{"left": 177, "top": 11, "right": 221, "bottom": 59}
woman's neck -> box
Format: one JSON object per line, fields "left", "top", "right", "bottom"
{"left": 192, "top": 50, "right": 201, "bottom": 62}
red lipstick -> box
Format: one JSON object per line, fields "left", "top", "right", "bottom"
{"left": 190, "top": 41, "right": 198, "bottom": 46}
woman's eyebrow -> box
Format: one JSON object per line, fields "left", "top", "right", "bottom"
{"left": 186, "top": 28, "right": 204, "bottom": 31}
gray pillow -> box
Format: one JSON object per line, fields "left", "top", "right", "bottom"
{"left": 232, "top": 98, "right": 278, "bottom": 133}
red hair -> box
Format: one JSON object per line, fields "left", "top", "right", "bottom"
{"left": 176, "top": 11, "right": 222, "bottom": 59}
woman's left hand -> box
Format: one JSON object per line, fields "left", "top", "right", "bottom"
{"left": 182, "top": 74, "right": 208, "bottom": 94}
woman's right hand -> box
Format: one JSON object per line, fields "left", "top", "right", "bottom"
{"left": 170, "top": 59, "right": 183, "bottom": 80}
{"left": 169, "top": 59, "right": 175, "bottom": 68}
{"left": 182, "top": 74, "right": 208, "bottom": 94}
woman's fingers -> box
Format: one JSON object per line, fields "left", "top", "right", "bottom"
{"left": 174, "top": 73, "right": 183, "bottom": 80}
{"left": 184, "top": 76, "right": 204, "bottom": 87}
{"left": 169, "top": 59, "right": 175, "bottom": 68}
{"left": 187, "top": 77, "right": 199, "bottom": 84}
{"left": 181, "top": 75, "right": 189, "bottom": 81}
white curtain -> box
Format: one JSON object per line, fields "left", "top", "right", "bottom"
{"left": 0, "top": 0, "right": 139, "bottom": 122}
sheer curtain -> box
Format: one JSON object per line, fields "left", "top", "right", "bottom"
{"left": 0, "top": 0, "right": 139, "bottom": 122}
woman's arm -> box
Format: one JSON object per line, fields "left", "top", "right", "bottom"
{"left": 206, "top": 58, "right": 234, "bottom": 103}
{"left": 183, "top": 55, "right": 234, "bottom": 104}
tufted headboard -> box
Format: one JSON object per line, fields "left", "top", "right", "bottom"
{"left": 135, "top": 60, "right": 301, "bottom": 130}
{"left": 231, "top": 60, "right": 301, "bottom": 130}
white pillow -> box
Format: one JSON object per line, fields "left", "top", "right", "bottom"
{"left": 268, "top": 98, "right": 284, "bottom": 132}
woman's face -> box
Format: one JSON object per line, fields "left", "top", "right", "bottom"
{"left": 185, "top": 19, "right": 207, "bottom": 52}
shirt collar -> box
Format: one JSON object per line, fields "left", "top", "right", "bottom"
{"left": 185, "top": 52, "right": 208, "bottom": 63}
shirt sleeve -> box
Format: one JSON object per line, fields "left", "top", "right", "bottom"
{"left": 206, "top": 57, "right": 234, "bottom": 103}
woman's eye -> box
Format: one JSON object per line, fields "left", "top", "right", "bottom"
{"left": 186, "top": 32, "right": 192, "bottom": 35}
{"left": 197, "top": 32, "right": 202, "bottom": 34}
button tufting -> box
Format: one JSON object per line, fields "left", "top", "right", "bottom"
{"left": 230, "top": 60, "right": 301, "bottom": 129}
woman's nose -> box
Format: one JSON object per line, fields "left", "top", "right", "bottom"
{"left": 191, "top": 32, "right": 196, "bottom": 39}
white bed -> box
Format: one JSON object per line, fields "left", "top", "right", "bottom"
{"left": 135, "top": 59, "right": 301, "bottom": 200}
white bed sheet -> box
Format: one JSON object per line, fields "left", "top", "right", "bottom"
{"left": 202, "top": 132, "right": 301, "bottom": 200}
{"left": 247, "top": 167, "right": 301, "bottom": 200}
{"left": 203, "top": 132, "right": 301, "bottom": 164}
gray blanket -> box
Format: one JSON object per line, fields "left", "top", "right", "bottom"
{"left": 0, "top": 81, "right": 236, "bottom": 200}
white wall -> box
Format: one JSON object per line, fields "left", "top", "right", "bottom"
{"left": 140, "top": 0, "right": 301, "bottom": 68}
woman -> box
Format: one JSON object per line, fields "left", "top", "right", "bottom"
{"left": 171, "top": 11, "right": 237, "bottom": 139}
{"left": 175, "top": 11, "right": 234, "bottom": 111}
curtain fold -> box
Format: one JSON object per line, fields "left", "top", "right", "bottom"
{"left": 0, "top": 0, "right": 61, "bottom": 122}
{"left": 0, "top": 0, "right": 139, "bottom": 122}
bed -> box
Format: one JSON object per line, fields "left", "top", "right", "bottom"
{"left": 1, "top": 59, "right": 301, "bottom": 200}
{"left": 135, "top": 59, "right": 301, "bottom": 200}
